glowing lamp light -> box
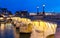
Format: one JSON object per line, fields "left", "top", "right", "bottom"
{"left": 43, "top": 4, "right": 45, "bottom": 7}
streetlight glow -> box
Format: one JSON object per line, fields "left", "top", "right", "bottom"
{"left": 43, "top": 4, "right": 45, "bottom": 7}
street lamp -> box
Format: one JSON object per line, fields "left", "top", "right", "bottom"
{"left": 42, "top": 4, "right": 45, "bottom": 15}
{"left": 42, "top": 5, "right": 45, "bottom": 38}
{"left": 37, "top": 6, "right": 39, "bottom": 15}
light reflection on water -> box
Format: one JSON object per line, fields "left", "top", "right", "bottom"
{"left": 0, "top": 24, "right": 14, "bottom": 38}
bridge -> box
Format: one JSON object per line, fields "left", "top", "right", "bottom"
{"left": 0, "top": 17, "right": 59, "bottom": 38}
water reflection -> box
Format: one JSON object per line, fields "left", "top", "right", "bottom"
{"left": 0, "top": 23, "right": 14, "bottom": 38}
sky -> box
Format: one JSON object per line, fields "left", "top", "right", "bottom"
{"left": 0, "top": 0, "right": 60, "bottom": 13}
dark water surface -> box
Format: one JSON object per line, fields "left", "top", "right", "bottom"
{"left": 0, "top": 26, "right": 14, "bottom": 38}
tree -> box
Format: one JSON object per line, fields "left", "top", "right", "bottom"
{"left": 15, "top": 11, "right": 21, "bottom": 16}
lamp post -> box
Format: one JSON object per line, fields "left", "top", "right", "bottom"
{"left": 42, "top": 5, "right": 45, "bottom": 38}
{"left": 37, "top": 6, "right": 39, "bottom": 15}
{"left": 42, "top": 4, "right": 45, "bottom": 15}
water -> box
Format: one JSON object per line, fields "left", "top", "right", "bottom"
{"left": 0, "top": 24, "right": 14, "bottom": 38}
